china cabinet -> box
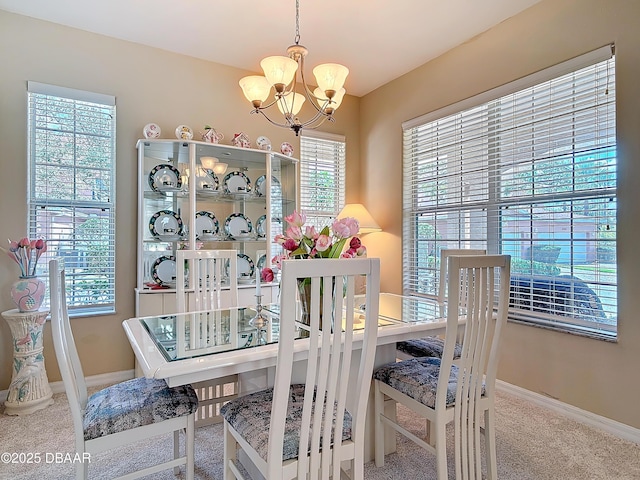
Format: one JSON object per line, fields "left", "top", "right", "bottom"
{"left": 135, "top": 139, "right": 297, "bottom": 316}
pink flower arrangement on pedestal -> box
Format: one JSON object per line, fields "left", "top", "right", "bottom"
{"left": 6, "top": 237, "right": 47, "bottom": 278}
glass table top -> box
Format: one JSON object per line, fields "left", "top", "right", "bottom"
{"left": 141, "top": 306, "right": 288, "bottom": 362}
{"left": 140, "top": 294, "right": 445, "bottom": 363}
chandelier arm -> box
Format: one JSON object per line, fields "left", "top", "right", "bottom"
{"left": 294, "top": 108, "right": 331, "bottom": 129}
{"left": 253, "top": 109, "right": 297, "bottom": 130}
{"left": 255, "top": 103, "right": 330, "bottom": 134}
{"left": 254, "top": 96, "right": 283, "bottom": 111}
{"left": 297, "top": 114, "right": 332, "bottom": 131}
{"left": 296, "top": 56, "right": 330, "bottom": 115}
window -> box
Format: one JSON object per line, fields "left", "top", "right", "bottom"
{"left": 299, "top": 132, "right": 346, "bottom": 227}
{"left": 28, "top": 82, "right": 116, "bottom": 315}
{"left": 403, "top": 46, "right": 616, "bottom": 339}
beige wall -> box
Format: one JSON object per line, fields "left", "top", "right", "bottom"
{"left": 0, "top": 11, "right": 360, "bottom": 387}
{"left": 361, "top": 0, "right": 640, "bottom": 428}
{"left": 2, "top": 0, "right": 640, "bottom": 431}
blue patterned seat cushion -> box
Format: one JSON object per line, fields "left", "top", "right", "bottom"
{"left": 373, "top": 357, "right": 483, "bottom": 408}
{"left": 220, "top": 384, "right": 352, "bottom": 462}
{"left": 83, "top": 377, "right": 198, "bottom": 441}
{"left": 397, "top": 336, "right": 462, "bottom": 359}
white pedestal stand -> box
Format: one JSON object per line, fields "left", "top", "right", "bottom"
{"left": 2, "top": 309, "right": 54, "bottom": 415}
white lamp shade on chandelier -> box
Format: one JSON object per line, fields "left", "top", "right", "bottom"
{"left": 238, "top": 0, "right": 349, "bottom": 135}
{"left": 314, "top": 87, "right": 345, "bottom": 112}
{"left": 277, "top": 93, "right": 306, "bottom": 115}
{"left": 260, "top": 56, "right": 299, "bottom": 90}
{"left": 238, "top": 76, "right": 271, "bottom": 107}
{"left": 313, "top": 63, "right": 350, "bottom": 94}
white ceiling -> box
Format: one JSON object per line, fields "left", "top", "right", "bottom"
{"left": 0, "top": 0, "right": 541, "bottom": 97}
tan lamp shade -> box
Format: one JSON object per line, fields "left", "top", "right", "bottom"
{"left": 337, "top": 203, "right": 381, "bottom": 234}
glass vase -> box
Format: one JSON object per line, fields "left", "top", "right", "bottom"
{"left": 296, "top": 278, "right": 337, "bottom": 334}
{"left": 11, "top": 276, "right": 46, "bottom": 313}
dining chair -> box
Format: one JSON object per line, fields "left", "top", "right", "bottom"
{"left": 176, "top": 249, "right": 239, "bottom": 312}
{"left": 48, "top": 258, "right": 197, "bottom": 480}
{"left": 220, "top": 257, "right": 381, "bottom": 479}
{"left": 374, "top": 254, "right": 510, "bottom": 480}
{"left": 396, "top": 248, "right": 486, "bottom": 360}
{"left": 176, "top": 249, "right": 239, "bottom": 427}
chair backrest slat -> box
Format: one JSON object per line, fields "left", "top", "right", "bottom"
{"left": 268, "top": 258, "right": 380, "bottom": 479}
{"left": 49, "top": 258, "right": 88, "bottom": 447}
{"left": 438, "top": 248, "right": 487, "bottom": 304}
{"left": 439, "top": 254, "right": 510, "bottom": 480}
{"left": 176, "top": 249, "right": 238, "bottom": 313}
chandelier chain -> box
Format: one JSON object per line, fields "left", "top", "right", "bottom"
{"left": 294, "top": 0, "right": 301, "bottom": 45}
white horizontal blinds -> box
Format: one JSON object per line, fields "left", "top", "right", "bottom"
{"left": 27, "top": 82, "right": 116, "bottom": 315}
{"left": 403, "top": 104, "right": 489, "bottom": 297}
{"left": 299, "top": 132, "right": 346, "bottom": 228}
{"left": 404, "top": 47, "right": 616, "bottom": 337}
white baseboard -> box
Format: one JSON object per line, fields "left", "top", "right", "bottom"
{"left": 497, "top": 380, "right": 640, "bottom": 445}
{"left": 0, "top": 370, "right": 135, "bottom": 401}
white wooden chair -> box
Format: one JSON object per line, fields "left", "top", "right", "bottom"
{"left": 176, "top": 249, "right": 239, "bottom": 312}
{"left": 176, "top": 249, "right": 240, "bottom": 426}
{"left": 397, "top": 248, "right": 486, "bottom": 360}
{"left": 374, "top": 254, "right": 510, "bottom": 480}
{"left": 220, "top": 257, "right": 381, "bottom": 479}
{"left": 48, "top": 258, "right": 197, "bottom": 480}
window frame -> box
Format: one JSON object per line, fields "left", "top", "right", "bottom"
{"left": 402, "top": 45, "right": 617, "bottom": 340}
{"left": 27, "top": 81, "right": 117, "bottom": 316}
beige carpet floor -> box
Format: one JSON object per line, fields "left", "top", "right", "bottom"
{"left": 1, "top": 387, "right": 639, "bottom": 479}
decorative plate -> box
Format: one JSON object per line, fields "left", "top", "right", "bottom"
{"left": 143, "top": 123, "right": 161, "bottom": 139}
{"left": 148, "top": 164, "right": 182, "bottom": 192}
{"left": 237, "top": 253, "right": 255, "bottom": 279}
{"left": 281, "top": 142, "right": 294, "bottom": 156}
{"left": 195, "top": 211, "right": 219, "bottom": 239}
{"left": 224, "top": 212, "right": 253, "bottom": 238}
{"left": 256, "top": 215, "right": 267, "bottom": 238}
{"left": 149, "top": 210, "right": 183, "bottom": 239}
{"left": 196, "top": 169, "right": 219, "bottom": 193}
{"left": 175, "top": 124, "right": 193, "bottom": 140}
{"left": 256, "top": 135, "right": 272, "bottom": 151}
{"left": 223, "top": 171, "right": 252, "bottom": 194}
{"left": 254, "top": 175, "right": 281, "bottom": 197}
{"left": 151, "top": 255, "right": 176, "bottom": 286}
{"left": 257, "top": 253, "right": 267, "bottom": 271}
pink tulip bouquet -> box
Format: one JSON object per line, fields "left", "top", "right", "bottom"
{"left": 6, "top": 237, "right": 47, "bottom": 278}
{"left": 271, "top": 210, "right": 366, "bottom": 268}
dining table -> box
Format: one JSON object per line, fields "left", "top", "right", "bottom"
{"left": 122, "top": 292, "right": 451, "bottom": 465}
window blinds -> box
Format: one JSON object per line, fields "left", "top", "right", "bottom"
{"left": 299, "top": 132, "right": 346, "bottom": 228}
{"left": 27, "top": 82, "right": 116, "bottom": 315}
{"left": 403, "top": 46, "right": 616, "bottom": 337}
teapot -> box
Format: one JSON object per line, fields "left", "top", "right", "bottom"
{"left": 201, "top": 126, "right": 224, "bottom": 144}
{"left": 232, "top": 132, "right": 251, "bottom": 149}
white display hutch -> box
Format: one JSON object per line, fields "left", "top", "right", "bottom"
{"left": 135, "top": 139, "right": 298, "bottom": 316}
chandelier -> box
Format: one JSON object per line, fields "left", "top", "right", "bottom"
{"left": 238, "top": 0, "right": 349, "bottom": 136}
